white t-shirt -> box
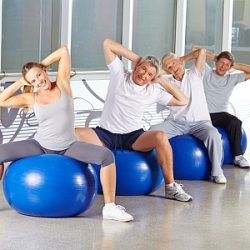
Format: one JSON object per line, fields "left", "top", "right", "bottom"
{"left": 100, "top": 56, "right": 173, "bottom": 133}
{"left": 166, "top": 64, "right": 210, "bottom": 122}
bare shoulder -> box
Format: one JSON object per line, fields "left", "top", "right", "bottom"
{"left": 23, "top": 92, "right": 35, "bottom": 107}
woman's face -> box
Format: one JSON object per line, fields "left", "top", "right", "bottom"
{"left": 25, "top": 67, "right": 51, "bottom": 90}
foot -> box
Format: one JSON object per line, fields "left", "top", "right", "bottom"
{"left": 165, "top": 183, "right": 193, "bottom": 202}
{"left": 0, "top": 164, "right": 4, "bottom": 181}
{"left": 212, "top": 173, "right": 227, "bottom": 184}
{"left": 234, "top": 155, "right": 250, "bottom": 168}
{"left": 102, "top": 204, "right": 134, "bottom": 222}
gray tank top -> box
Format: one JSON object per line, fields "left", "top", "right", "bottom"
{"left": 33, "top": 89, "right": 77, "bottom": 150}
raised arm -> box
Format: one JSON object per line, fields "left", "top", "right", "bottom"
{"left": 192, "top": 46, "right": 215, "bottom": 62}
{"left": 157, "top": 76, "right": 189, "bottom": 106}
{"left": 41, "top": 47, "right": 70, "bottom": 90}
{"left": 232, "top": 62, "right": 250, "bottom": 80}
{"left": 0, "top": 78, "right": 33, "bottom": 109}
{"left": 103, "top": 38, "right": 140, "bottom": 65}
{"left": 181, "top": 48, "right": 206, "bottom": 75}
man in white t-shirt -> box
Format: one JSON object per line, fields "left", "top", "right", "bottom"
{"left": 193, "top": 47, "right": 250, "bottom": 168}
{"left": 150, "top": 48, "right": 226, "bottom": 184}
{"left": 76, "top": 38, "right": 192, "bottom": 203}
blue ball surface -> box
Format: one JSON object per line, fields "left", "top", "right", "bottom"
{"left": 169, "top": 135, "right": 211, "bottom": 180}
{"left": 3, "top": 154, "right": 97, "bottom": 217}
{"left": 92, "top": 150, "right": 164, "bottom": 195}
{"left": 216, "top": 127, "right": 247, "bottom": 164}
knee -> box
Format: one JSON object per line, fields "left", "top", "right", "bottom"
{"left": 207, "top": 127, "right": 222, "bottom": 142}
{"left": 153, "top": 131, "right": 169, "bottom": 146}
{"left": 101, "top": 148, "right": 115, "bottom": 167}
{"left": 228, "top": 117, "right": 242, "bottom": 128}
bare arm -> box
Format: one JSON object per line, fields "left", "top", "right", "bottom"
{"left": 232, "top": 63, "right": 250, "bottom": 80}
{"left": 103, "top": 38, "right": 140, "bottom": 65}
{"left": 181, "top": 48, "right": 206, "bottom": 75}
{"left": 0, "top": 78, "right": 34, "bottom": 108}
{"left": 41, "top": 47, "right": 71, "bottom": 93}
{"left": 157, "top": 76, "right": 189, "bottom": 106}
{"left": 192, "top": 46, "right": 215, "bottom": 62}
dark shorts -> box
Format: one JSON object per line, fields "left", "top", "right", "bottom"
{"left": 93, "top": 127, "right": 145, "bottom": 150}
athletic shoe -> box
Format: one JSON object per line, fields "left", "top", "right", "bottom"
{"left": 165, "top": 183, "right": 193, "bottom": 202}
{"left": 102, "top": 204, "right": 134, "bottom": 222}
{"left": 212, "top": 173, "right": 227, "bottom": 184}
{"left": 234, "top": 155, "right": 250, "bottom": 168}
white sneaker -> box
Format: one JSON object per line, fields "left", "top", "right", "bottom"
{"left": 102, "top": 204, "right": 134, "bottom": 222}
{"left": 212, "top": 173, "right": 227, "bottom": 184}
{"left": 234, "top": 155, "right": 250, "bottom": 168}
{"left": 165, "top": 183, "right": 193, "bottom": 202}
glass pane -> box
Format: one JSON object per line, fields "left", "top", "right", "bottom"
{"left": 132, "top": 0, "right": 175, "bottom": 58}
{"left": 185, "top": 0, "right": 223, "bottom": 54}
{"left": 71, "top": 0, "right": 123, "bottom": 71}
{"left": 2, "top": 0, "right": 61, "bottom": 73}
{"left": 232, "top": 0, "right": 250, "bottom": 64}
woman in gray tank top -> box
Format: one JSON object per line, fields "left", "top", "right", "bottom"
{"left": 0, "top": 47, "right": 133, "bottom": 222}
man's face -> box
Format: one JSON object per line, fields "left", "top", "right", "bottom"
{"left": 132, "top": 62, "right": 157, "bottom": 86}
{"left": 163, "top": 57, "right": 184, "bottom": 81}
{"left": 215, "top": 58, "right": 232, "bottom": 76}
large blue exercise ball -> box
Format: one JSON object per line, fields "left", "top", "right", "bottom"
{"left": 3, "top": 154, "right": 97, "bottom": 218}
{"left": 216, "top": 127, "right": 247, "bottom": 164}
{"left": 169, "top": 135, "right": 211, "bottom": 180}
{"left": 92, "top": 150, "right": 164, "bottom": 195}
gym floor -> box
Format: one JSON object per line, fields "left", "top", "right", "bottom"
{"left": 0, "top": 164, "right": 250, "bottom": 250}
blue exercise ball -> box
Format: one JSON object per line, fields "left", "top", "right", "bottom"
{"left": 3, "top": 154, "right": 97, "bottom": 218}
{"left": 92, "top": 150, "right": 164, "bottom": 195}
{"left": 169, "top": 135, "right": 211, "bottom": 180}
{"left": 216, "top": 127, "right": 247, "bottom": 164}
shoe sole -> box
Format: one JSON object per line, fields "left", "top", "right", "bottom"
{"left": 165, "top": 195, "right": 193, "bottom": 202}
{"left": 234, "top": 164, "right": 250, "bottom": 169}
{"left": 103, "top": 216, "right": 134, "bottom": 222}
{"left": 213, "top": 181, "right": 227, "bottom": 184}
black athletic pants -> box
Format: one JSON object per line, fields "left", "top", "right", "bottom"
{"left": 210, "top": 112, "right": 243, "bottom": 157}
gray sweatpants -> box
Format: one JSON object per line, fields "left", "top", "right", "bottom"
{"left": 150, "top": 120, "right": 223, "bottom": 176}
{"left": 0, "top": 139, "right": 114, "bottom": 167}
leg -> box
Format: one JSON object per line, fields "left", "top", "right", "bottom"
{"left": 0, "top": 164, "right": 4, "bottom": 180}
{"left": 0, "top": 139, "right": 44, "bottom": 180}
{"left": 190, "top": 121, "right": 225, "bottom": 183}
{"left": 149, "top": 120, "right": 185, "bottom": 183}
{"left": 132, "top": 130, "right": 192, "bottom": 202}
{"left": 132, "top": 130, "right": 174, "bottom": 184}
{"left": 210, "top": 112, "right": 243, "bottom": 156}
{"left": 64, "top": 141, "right": 116, "bottom": 203}
{"left": 75, "top": 127, "right": 105, "bottom": 146}
{"left": 73, "top": 131, "right": 133, "bottom": 221}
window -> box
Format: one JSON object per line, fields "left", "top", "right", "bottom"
{"left": 1, "top": 0, "right": 61, "bottom": 73}
{"left": 132, "top": 0, "right": 176, "bottom": 58}
{"left": 71, "top": 0, "right": 123, "bottom": 71}
{"left": 231, "top": 0, "right": 250, "bottom": 64}
{"left": 185, "top": 0, "right": 223, "bottom": 54}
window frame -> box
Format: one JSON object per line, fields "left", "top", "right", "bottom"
{"left": 0, "top": 0, "right": 235, "bottom": 81}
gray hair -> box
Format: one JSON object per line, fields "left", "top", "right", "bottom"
{"left": 161, "top": 52, "right": 177, "bottom": 65}
{"left": 161, "top": 52, "right": 178, "bottom": 73}
{"left": 138, "top": 56, "right": 161, "bottom": 76}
